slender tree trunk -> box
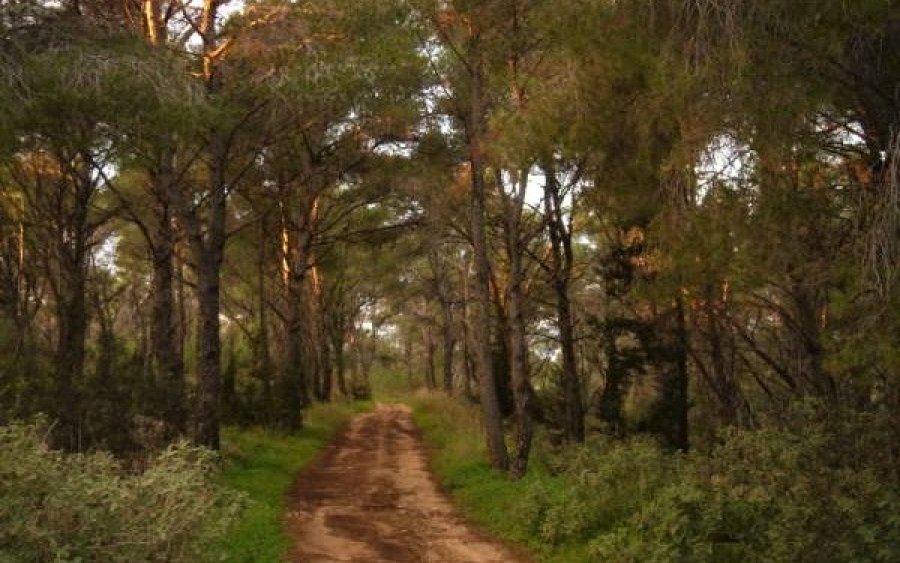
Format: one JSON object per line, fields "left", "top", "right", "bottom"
{"left": 194, "top": 251, "right": 222, "bottom": 450}
{"left": 283, "top": 278, "right": 310, "bottom": 427}
{"left": 52, "top": 159, "right": 93, "bottom": 451}
{"left": 174, "top": 0, "right": 228, "bottom": 451}
{"left": 319, "top": 332, "right": 333, "bottom": 402}
{"left": 429, "top": 250, "right": 457, "bottom": 394}
{"left": 281, "top": 219, "right": 312, "bottom": 423}
{"left": 184, "top": 126, "right": 229, "bottom": 450}
{"left": 543, "top": 165, "right": 584, "bottom": 442}
{"left": 460, "top": 256, "right": 475, "bottom": 399}
{"left": 596, "top": 320, "right": 626, "bottom": 437}
{"left": 150, "top": 171, "right": 186, "bottom": 437}
{"left": 403, "top": 333, "right": 414, "bottom": 387}
{"left": 423, "top": 323, "right": 436, "bottom": 389}
{"left": 656, "top": 299, "right": 689, "bottom": 451}
{"left": 311, "top": 267, "right": 332, "bottom": 402}
{"left": 256, "top": 217, "right": 274, "bottom": 423}
{"left": 441, "top": 306, "right": 456, "bottom": 394}
{"left": 332, "top": 323, "right": 348, "bottom": 396}
{"left": 54, "top": 282, "right": 86, "bottom": 451}
{"left": 502, "top": 172, "right": 532, "bottom": 477}
{"left": 467, "top": 38, "right": 509, "bottom": 470}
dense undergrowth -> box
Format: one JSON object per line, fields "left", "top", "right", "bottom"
{"left": 410, "top": 391, "right": 900, "bottom": 563}
{"left": 0, "top": 401, "right": 368, "bottom": 563}
{"left": 0, "top": 420, "right": 239, "bottom": 563}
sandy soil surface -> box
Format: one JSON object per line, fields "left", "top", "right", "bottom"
{"left": 285, "top": 404, "right": 527, "bottom": 562}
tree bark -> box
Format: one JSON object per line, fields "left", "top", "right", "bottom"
{"left": 283, "top": 274, "right": 311, "bottom": 427}
{"left": 194, "top": 250, "right": 223, "bottom": 450}
{"left": 54, "top": 278, "right": 86, "bottom": 451}
{"left": 655, "top": 299, "right": 690, "bottom": 451}
{"left": 501, "top": 170, "right": 533, "bottom": 477}
{"left": 423, "top": 322, "right": 437, "bottom": 389}
{"left": 467, "top": 37, "right": 509, "bottom": 470}
{"left": 429, "top": 250, "right": 457, "bottom": 394}
{"left": 149, "top": 167, "right": 186, "bottom": 437}
{"left": 543, "top": 165, "right": 585, "bottom": 442}
{"left": 50, "top": 154, "right": 94, "bottom": 451}
{"left": 441, "top": 307, "right": 456, "bottom": 393}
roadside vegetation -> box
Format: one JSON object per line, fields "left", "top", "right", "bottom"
{"left": 0, "top": 420, "right": 239, "bottom": 563}
{"left": 0, "top": 402, "right": 368, "bottom": 563}
{"left": 212, "top": 401, "right": 371, "bottom": 562}
{"left": 409, "top": 390, "right": 900, "bottom": 563}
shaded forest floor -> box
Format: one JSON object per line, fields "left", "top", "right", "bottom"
{"left": 284, "top": 404, "right": 527, "bottom": 562}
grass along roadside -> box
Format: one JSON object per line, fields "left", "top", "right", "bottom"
{"left": 408, "top": 391, "right": 588, "bottom": 563}
{"left": 409, "top": 390, "right": 900, "bottom": 563}
{"left": 210, "top": 401, "right": 372, "bottom": 562}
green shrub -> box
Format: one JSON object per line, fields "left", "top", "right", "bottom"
{"left": 0, "top": 421, "right": 240, "bottom": 562}
{"left": 528, "top": 436, "right": 684, "bottom": 545}
{"left": 590, "top": 407, "right": 900, "bottom": 563}
{"left": 412, "top": 393, "right": 899, "bottom": 563}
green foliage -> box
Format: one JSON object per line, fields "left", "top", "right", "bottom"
{"left": 529, "top": 437, "right": 683, "bottom": 546}
{"left": 414, "top": 394, "right": 900, "bottom": 563}
{"left": 591, "top": 406, "right": 900, "bottom": 562}
{"left": 0, "top": 421, "right": 240, "bottom": 563}
{"left": 411, "top": 392, "right": 585, "bottom": 562}
{"left": 211, "top": 401, "right": 371, "bottom": 562}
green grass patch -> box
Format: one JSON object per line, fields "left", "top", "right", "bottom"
{"left": 409, "top": 391, "right": 589, "bottom": 562}
{"left": 211, "top": 401, "right": 371, "bottom": 562}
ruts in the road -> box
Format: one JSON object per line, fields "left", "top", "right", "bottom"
{"left": 285, "top": 404, "right": 526, "bottom": 563}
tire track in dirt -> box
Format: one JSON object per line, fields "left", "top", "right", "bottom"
{"left": 285, "top": 404, "right": 527, "bottom": 562}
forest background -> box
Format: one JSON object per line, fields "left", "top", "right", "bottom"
{"left": 1, "top": 1, "right": 899, "bottom": 561}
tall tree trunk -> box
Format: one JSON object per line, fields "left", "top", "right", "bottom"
{"left": 51, "top": 157, "right": 93, "bottom": 451}
{"left": 403, "top": 333, "right": 413, "bottom": 387}
{"left": 502, "top": 170, "right": 533, "bottom": 478}
{"left": 429, "top": 250, "right": 456, "bottom": 394}
{"left": 543, "top": 165, "right": 584, "bottom": 442}
{"left": 182, "top": 128, "right": 229, "bottom": 450}
{"left": 331, "top": 318, "right": 348, "bottom": 396}
{"left": 255, "top": 217, "right": 274, "bottom": 423}
{"left": 175, "top": 0, "right": 228, "bottom": 451}
{"left": 283, "top": 277, "right": 310, "bottom": 427}
{"left": 441, "top": 307, "right": 456, "bottom": 393}
{"left": 310, "top": 267, "right": 331, "bottom": 402}
{"left": 423, "top": 322, "right": 436, "bottom": 389}
{"left": 150, "top": 169, "right": 186, "bottom": 437}
{"left": 460, "top": 256, "right": 475, "bottom": 400}
{"left": 655, "top": 299, "right": 689, "bottom": 451}
{"left": 467, "top": 38, "right": 509, "bottom": 470}
{"left": 280, "top": 198, "right": 313, "bottom": 424}
{"left": 194, "top": 250, "right": 222, "bottom": 449}
{"left": 54, "top": 281, "right": 86, "bottom": 451}
{"left": 596, "top": 321, "right": 626, "bottom": 437}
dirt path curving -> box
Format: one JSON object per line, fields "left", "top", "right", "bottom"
{"left": 285, "top": 404, "right": 527, "bottom": 562}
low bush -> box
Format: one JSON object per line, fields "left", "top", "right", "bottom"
{"left": 0, "top": 421, "right": 240, "bottom": 563}
{"left": 590, "top": 406, "right": 900, "bottom": 562}
{"left": 413, "top": 394, "right": 900, "bottom": 563}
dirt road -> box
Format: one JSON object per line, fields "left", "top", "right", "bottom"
{"left": 285, "top": 404, "right": 526, "bottom": 562}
